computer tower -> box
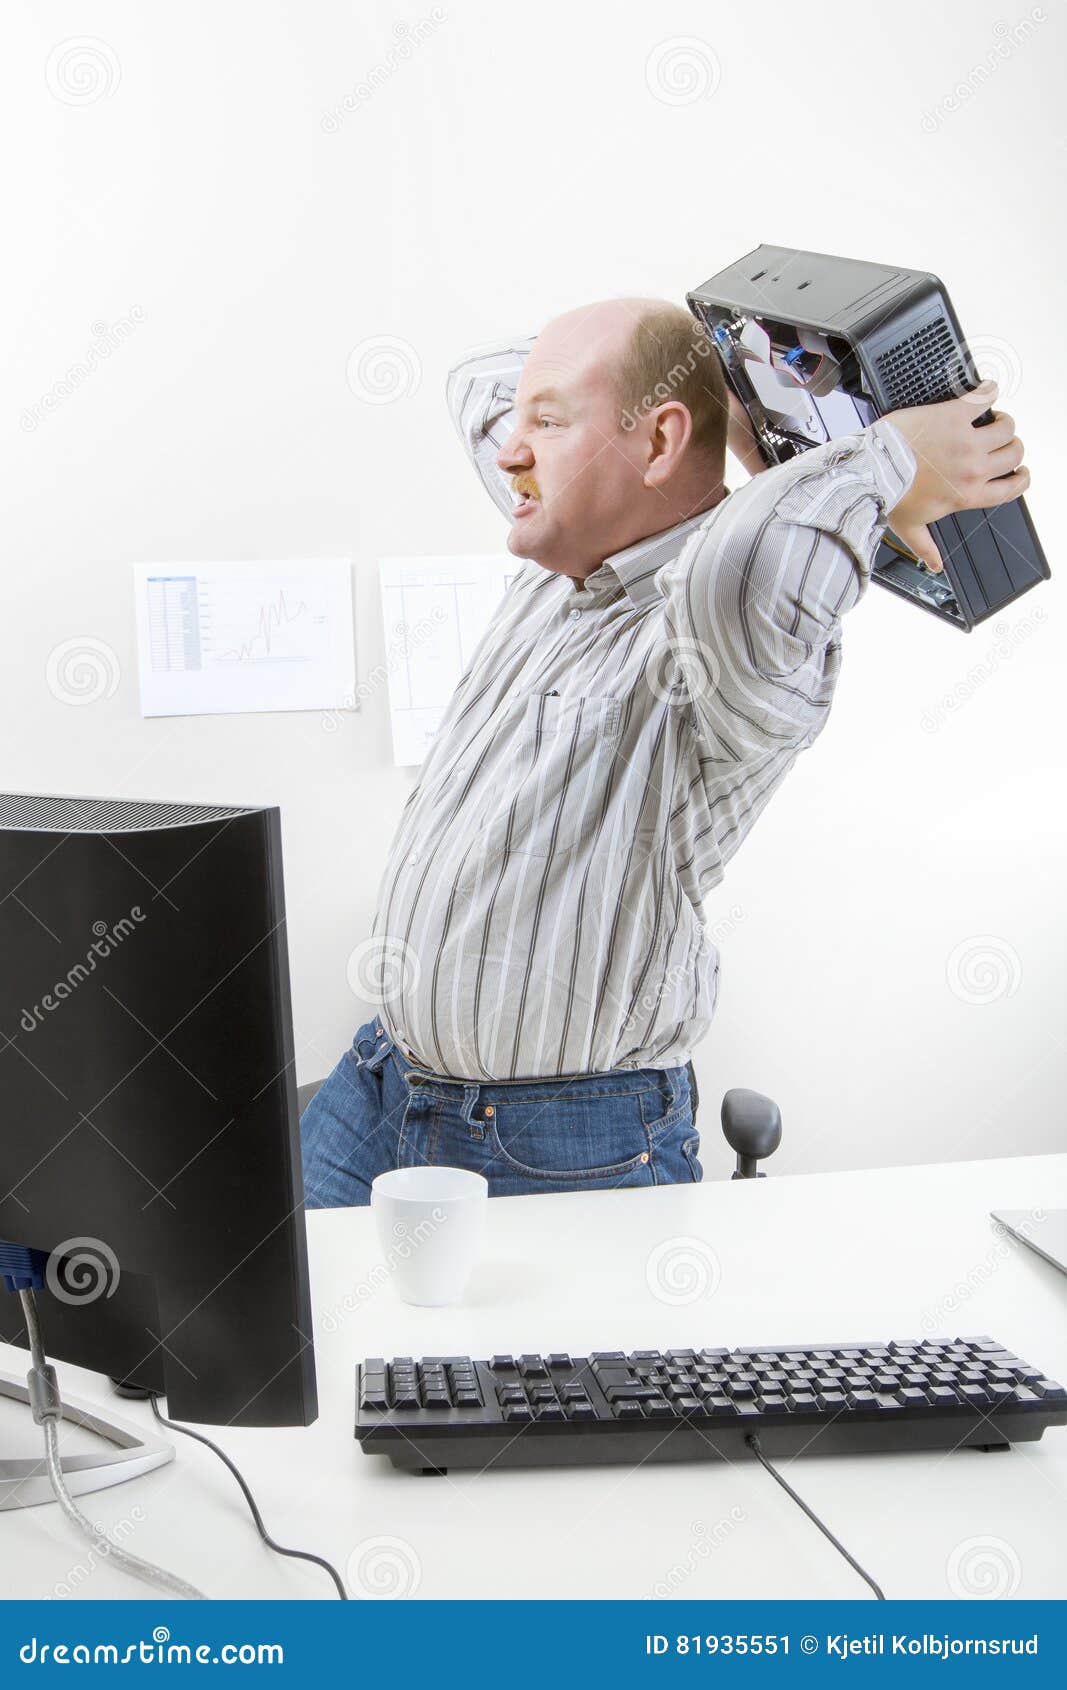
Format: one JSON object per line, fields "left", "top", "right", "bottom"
{"left": 688, "top": 244, "right": 1049, "bottom": 629}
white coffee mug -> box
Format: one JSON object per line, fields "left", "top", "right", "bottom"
{"left": 370, "top": 1166, "right": 488, "bottom": 1306}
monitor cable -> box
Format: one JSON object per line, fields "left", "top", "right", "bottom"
{"left": 745, "top": 1432, "right": 885, "bottom": 1599}
{"left": 150, "top": 1396, "right": 348, "bottom": 1598}
{"left": 18, "top": 1287, "right": 205, "bottom": 1600}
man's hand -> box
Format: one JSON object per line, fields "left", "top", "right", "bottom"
{"left": 726, "top": 389, "right": 769, "bottom": 479}
{"left": 883, "top": 380, "right": 1030, "bottom": 572}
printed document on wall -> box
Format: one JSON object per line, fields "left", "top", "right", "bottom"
{"left": 134, "top": 560, "right": 355, "bottom": 716}
{"left": 380, "top": 555, "right": 516, "bottom": 766}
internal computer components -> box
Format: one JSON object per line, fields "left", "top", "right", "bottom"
{"left": 688, "top": 246, "right": 1049, "bottom": 629}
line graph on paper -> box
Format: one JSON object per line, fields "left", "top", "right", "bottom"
{"left": 135, "top": 560, "right": 354, "bottom": 717}
{"left": 147, "top": 575, "right": 329, "bottom": 672}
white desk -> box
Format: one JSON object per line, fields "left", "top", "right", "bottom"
{"left": 2, "top": 1154, "right": 1066, "bottom": 1602}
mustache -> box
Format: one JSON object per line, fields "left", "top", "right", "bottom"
{"left": 511, "top": 474, "right": 541, "bottom": 500}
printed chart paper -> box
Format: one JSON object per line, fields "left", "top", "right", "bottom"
{"left": 379, "top": 555, "right": 516, "bottom": 766}
{"left": 134, "top": 560, "right": 355, "bottom": 717}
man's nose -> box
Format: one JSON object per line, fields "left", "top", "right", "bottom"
{"left": 496, "top": 429, "right": 534, "bottom": 474}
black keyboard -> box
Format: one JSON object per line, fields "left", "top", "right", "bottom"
{"left": 355, "top": 1337, "right": 1067, "bottom": 1473}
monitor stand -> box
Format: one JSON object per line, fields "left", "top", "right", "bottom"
{"left": 0, "top": 1371, "right": 173, "bottom": 1510}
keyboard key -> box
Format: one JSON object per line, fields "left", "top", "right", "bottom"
{"left": 894, "top": 1387, "right": 929, "bottom": 1408}
{"left": 393, "top": 1390, "right": 420, "bottom": 1410}
{"left": 630, "top": 1350, "right": 662, "bottom": 1363}
{"left": 519, "top": 1354, "right": 548, "bottom": 1378}
{"left": 613, "top": 1401, "right": 645, "bottom": 1420}
{"left": 422, "top": 1392, "right": 452, "bottom": 1409}
{"left": 591, "top": 1352, "right": 627, "bottom": 1366}
{"left": 546, "top": 1353, "right": 572, "bottom": 1369}
{"left": 960, "top": 1384, "right": 990, "bottom": 1407}
{"left": 489, "top": 1355, "right": 515, "bottom": 1371}
{"left": 606, "top": 1385, "right": 660, "bottom": 1402}
{"left": 536, "top": 1403, "right": 566, "bottom": 1421}
{"left": 666, "top": 1349, "right": 697, "bottom": 1362}
{"left": 455, "top": 1390, "right": 482, "bottom": 1407}
{"left": 927, "top": 1386, "right": 958, "bottom": 1408}
{"left": 360, "top": 1384, "right": 389, "bottom": 1411}
{"left": 643, "top": 1399, "right": 674, "bottom": 1418}
{"left": 503, "top": 1404, "right": 534, "bottom": 1422}
{"left": 567, "top": 1401, "right": 597, "bottom": 1419}
{"left": 1034, "top": 1380, "right": 1067, "bottom": 1400}
{"left": 674, "top": 1396, "right": 702, "bottom": 1415}
{"left": 788, "top": 1392, "right": 818, "bottom": 1411}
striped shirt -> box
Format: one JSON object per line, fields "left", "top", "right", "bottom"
{"left": 372, "top": 338, "right": 915, "bottom": 1080}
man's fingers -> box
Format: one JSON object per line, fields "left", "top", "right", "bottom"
{"left": 980, "top": 464, "right": 1031, "bottom": 505}
{"left": 987, "top": 436, "right": 1025, "bottom": 476}
{"left": 893, "top": 522, "right": 943, "bottom": 572}
{"left": 977, "top": 411, "right": 1016, "bottom": 450}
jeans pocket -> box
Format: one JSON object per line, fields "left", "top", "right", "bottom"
{"left": 485, "top": 1091, "right": 654, "bottom": 1190}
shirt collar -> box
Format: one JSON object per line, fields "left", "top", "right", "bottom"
{"left": 580, "top": 508, "right": 715, "bottom": 608}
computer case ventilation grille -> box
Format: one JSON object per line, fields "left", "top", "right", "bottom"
{"left": 875, "top": 317, "right": 958, "bottom": 407}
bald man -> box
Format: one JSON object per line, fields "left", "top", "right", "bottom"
{"left": 300, "top": 300, "right": 1028, "bottom": 1206}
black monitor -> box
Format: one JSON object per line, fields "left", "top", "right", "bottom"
{"left": 0, "top": 793, "right": 316, "bottom": 1427}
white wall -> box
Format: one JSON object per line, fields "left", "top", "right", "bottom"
{"left": 3, "top": 0, "right": 1063, "bottom": 1176}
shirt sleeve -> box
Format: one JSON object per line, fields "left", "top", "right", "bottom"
{"left": 445, "top": 337, "right": 536, "bottom": 520}
{"left": 660, "top": 418, "right": 917, "bottom": 762}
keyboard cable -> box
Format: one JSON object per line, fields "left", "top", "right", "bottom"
{"left": 745, "top": 1432, "right": 885, "bottom": 1599}
{"left": 149, "top": 1396, "right": 348, "bottom": 1598}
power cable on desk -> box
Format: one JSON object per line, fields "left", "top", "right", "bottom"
{"left": 745, "top": 1432, "right": 885, "bottom": 1599}
{"left": 150, "top": 1396, "right": 348, "bottom": 1599}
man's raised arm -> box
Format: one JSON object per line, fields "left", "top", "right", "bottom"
{"left": 662, "top": 379, "right": 1028, "bottom": 764}
{"left": 445, "top": 337, "right": 535, "bottom": 519}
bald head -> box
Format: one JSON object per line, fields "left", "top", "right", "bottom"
{"left": 497, "top": 298, "right": 729, "bottom": 581}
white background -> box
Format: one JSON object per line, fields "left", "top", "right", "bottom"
{"left": 2, "top": 0, "right": 1063, "bottom": 1176}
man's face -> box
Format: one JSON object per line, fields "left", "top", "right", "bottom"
{"left": 497, "top": 304, "right": 651, "bottom": 580}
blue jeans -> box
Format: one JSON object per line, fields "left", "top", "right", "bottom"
{"left": 299, "top": 1020, "right": 703, "bottom": 1208}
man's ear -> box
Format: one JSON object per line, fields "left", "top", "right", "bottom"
{"left": 643, "top": 401, "right": 693, "bottom": 488}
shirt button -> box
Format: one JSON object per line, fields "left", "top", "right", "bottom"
{"left": 408, "top": 851, "right": 420, "bottom": 865}
{"left": 568, "top": 608, "right": 581, "bottom": 621}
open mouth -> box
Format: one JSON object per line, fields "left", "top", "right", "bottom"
{"left": 511, "top": 479, "right": 540, "bottom": 517}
